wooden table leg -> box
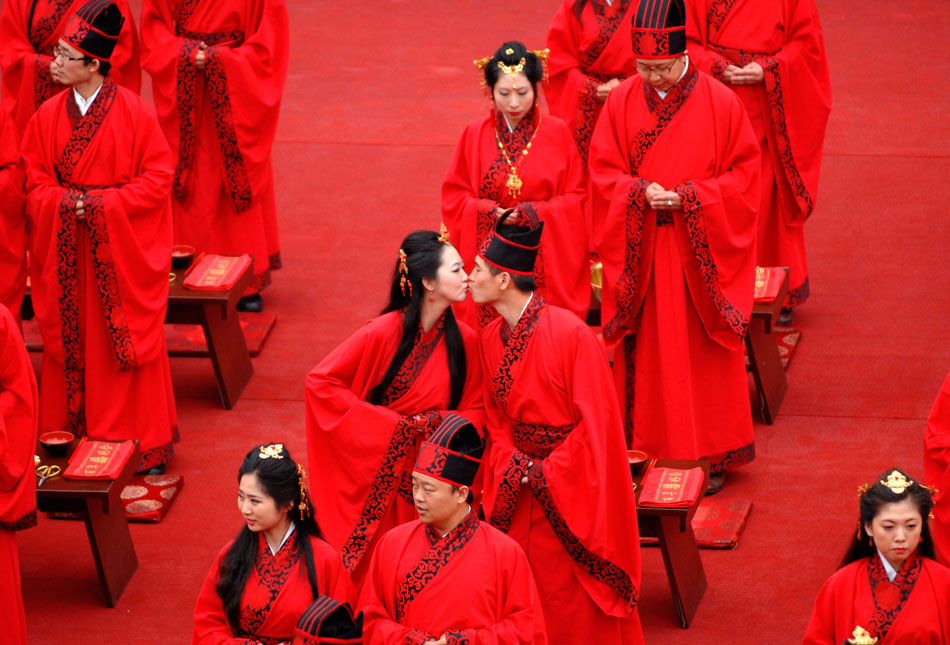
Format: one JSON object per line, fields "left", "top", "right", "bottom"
{"left": 656, "top": 514, "right": 707, "bottom": 628}
{"left": 745, "top": 324, "right": 788, "bottom": 425}
{"left": 201, "top": 303, "right": 253, "bottom": 409}
{"left": 82, "top": 499, "right": 138, "bottom": 608}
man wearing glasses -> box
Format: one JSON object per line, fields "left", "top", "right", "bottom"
{"left": 589, "top": 0, "right": 761, "bottom": 494}
{"left": 19, "top": 0, "right": 179, "bottom": 475}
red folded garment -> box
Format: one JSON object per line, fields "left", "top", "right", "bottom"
{"left": 638, "top": 466, "right": 704, "bottom": 507}
{"left": 64, "top": 440, "right": 134, "bottom": 480}
{"left": 753, "top": 266, "right": 785, "bottom": 303}
{"left": 183, "top": 253, "right": 251, "bottom": 290}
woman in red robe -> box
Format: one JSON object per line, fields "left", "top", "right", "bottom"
{"left": 193, "top": 444, "right": 355, "bottom": 644}
{"left": 0, "top": 0, "right": 140, "bottom": 136}
{"left": 305, "top": 230, "right": 483, "bottom": 590}
{"left": 442, "top": 41, "right": 589, "bottom": 330}
{"left": 686, "top": 0, "right": 832, "bottom": 321}
{"left": 546, "top": 0, "right": 637, "bottom": 165}
{"left": 803, "top": 468, "right": 950, "bottom": 643}
{"left": 0, "top": 303, "right": 39, "bottom": 645}
{"left": 924, "top": 370, "right": 950, "bottom": 567}
{"left": 140, "top": 0, "right": 289, "bottom": 308}
{"left": 0, "top": 108, "right": 27, "bottom": 320}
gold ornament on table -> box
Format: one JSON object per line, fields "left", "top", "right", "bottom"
{"left": 259, "top": 443, "right": 284, "bottom": 460}
{"left": 847, "top": 626, "right": 878, "bottom": 644}
{"left": 880, "top": 470, "right": 913, "bottom": 494}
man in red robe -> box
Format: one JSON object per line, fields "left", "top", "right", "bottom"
{"left": 470, "top": 213, "right": 643, "bottom": 644}
{"left": 686, "top": 0, "right": 832, "bottom": 321}
{"left": 20, "top": 0, "right": 177, "bottom": 473}
{"left": 589, "top": 0, "right": 761, "bottom": 492}
{"left": 140, "top": 0, "right": 289, "bottom": 310}
{"left": 0, "top": 108, "right": 27, "bottom": 321}
{"left": 0, "top": 0, "right": 140, "bottom": 137}
{"left": 925, "top": 369, "right": 950, "bottom": 567}
{"left": 0, "top": 303, "right": 39, "bottom": 645}
{"left": 361, "top": 413, "right": 547, "bottom": 644}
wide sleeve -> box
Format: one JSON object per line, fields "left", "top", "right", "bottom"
{"left": 684, "top": 0, "right": 730, "bottom": 78}
{"left": 545, "top": 1, "right": 596, "bottom": 127}
{"left": 0, "top": 108, "right": 27, "bottom": 313}
{"left": 925, "top": 370, "right": 950, "bottom": 567}
{"left": 801, "top": 570, "right": 848, "bottom": 645}
{"left": 0, "top": 304, "right": 37, "bottom": 499}
{"left": 191, "top": 544, "right": 261, "bottom": 645}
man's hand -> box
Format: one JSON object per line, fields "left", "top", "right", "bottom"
{"left": 424, "top": 636, "right": 448, "bottom": 645}
{"left": 650, "top": 189, "right": 681, "bottom": 211}
{"left": 724, "top": 61, "right": 763, "bottom": 85}
{"left": 595, "top": 77, "right": 621, "bottom": 102}
{"left": 75, "top": 199, "right": 86, "bottom": 221}
{"left": 520, "top": 461, "right": 535, "bottom": 485}
{"left": 195, "top": 41, "right": 208, "bottom": 69}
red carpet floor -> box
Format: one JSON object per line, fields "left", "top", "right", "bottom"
{"left": 10, "top": 0, "right": 950, "bottom": 643}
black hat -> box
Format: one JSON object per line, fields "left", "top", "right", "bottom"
{"left": 61, "top": 0, "right": 125, "bottom": 61}
{"left": 414, "top": 413, "right": 485, "bottom": 487}
{"left": 631, "top": 0, "right": 686, "bottom": 59}
{"left": 293, "top": 596, "right": 363, "bottom": 645}
{"left": 479, "top": 205, "right": 543, "bottom": 276}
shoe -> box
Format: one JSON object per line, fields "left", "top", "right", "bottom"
{"left": 144, "top": 464, "right": 166, "bottom": 476}
{"left": 777, "top": 307, "right": 795, "bottom": 325}
{"left": 706, "top": 472, "right": 726, "bottom": 495}
{"left": 237, "top": 294, "right": 263, "bottom": 312}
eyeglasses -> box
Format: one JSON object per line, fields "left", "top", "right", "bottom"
{"left": 635, "top": 59, "right": 679, "bottom": 76}
{"left": 52, "top": 47, "right": 85, "bottom": 63}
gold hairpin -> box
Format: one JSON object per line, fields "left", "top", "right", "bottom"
{"left": 259, "top": 443, "right": 284, "bottom": 460}
{"left": 498, "top": 57, "right": 526, "bottom": 77}
{"left": 880, "top": 470, "right": 913, "bottom": 495}
{"left": 857, "top": 483, "right": 871, "bottom": 497}
{"left": 504, "top": 48, "right": 514, "bottom": 55}
{"left": 437, "top": 223, "right": 450, "bottom": 244}
{"left": 398, "top": 248, "right": 412, "bottom": 297}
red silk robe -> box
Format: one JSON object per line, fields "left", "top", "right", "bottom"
{"left": 305, "top": 311, "right": 483, "bottom": 590}
{"left": 546, "top": 0, "right": 636, "bottom": 165}
{"left": 803, "top": 554, "right": 950, "bottom": 644}
{"left": 0, "top": 0, "right": 141, "bottom": 136}
{"left": 193, "top": 531, "right": 356, "bottom": 645}
{"left": 361, "top": 513, "right": 548, "bottom": 644}
{"left": 0, "top": 303, "right": 38, "bottom": 645}
{"left": 925, "top": 370, "right": 950, "bottom": 567}
{"left": 20, "top": 79, "right": 178, "bottom": 471}
{"left": 480, "top": 298, "right": 643, "bottom": 645}
{"left": 687, "top": 0, "right": 831, "bottom": 307}
{"left": 589, "top": 62, "right": 759, "bottom": 469}
{"left": 0, "top": 108, "right": 27, "bottom": 318}
{"left": 140, "top": 0, "right": 289, "bottom": 294}
{"left": 441, "top": 108, "right": 589, "bottom": 330}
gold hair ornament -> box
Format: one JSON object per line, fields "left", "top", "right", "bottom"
{"left": 504, "top": 48, "right": 514, "bottom": 55}
{"left": 857, "top": 483, "right": 871, "bottom": 497}
{"left": 259, "top": 443, "right": 284, "bottom": 460}
{"left": 880, "top": 470, "right": 913, "bottom": 495}
{"left": 498, "top": 57, "right": 526, "bottom": 77}
{"left": 847, "top": 626, "right": 878, "bottom": 645}
{"left": 438, "top": 223, "right": 450, "bottom": 244}
{"left": 398, "top": 248, "right": 412, "bottom": 297}
{"left": 297, "top": 464, "right": 310, "bottom": 521}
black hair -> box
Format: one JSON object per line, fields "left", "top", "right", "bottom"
{"left": 216, "top": 444, "right": 324, "bottom": 635}
{"left": 486, "top": 262, "right": 537, "bottom": 293}
{"left": 483, "top": 41, "right": 544, "bottom": 95}
{"left": 82, "top": 56, "right": 111, "bottom": 76}
{"left": 840, "top": 467, "right": 936, "bottom": 568}
{"left": 370, "top": 230, "right": 466, "bottom": 410}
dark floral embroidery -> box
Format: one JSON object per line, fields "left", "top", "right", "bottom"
{"left": 787, "top": 275, "right": 809, "bottom": 307}
{"left": 396, "top": 470, "right": 415, "bottom": 505}
{"left": 381, "top": 315, "right": 445, "bottom": 406}
{"left": 512, "top": 421, "right": 573, "bottom": 460}
{"left": 675, "top": 182, "right": 748, "bottom": 340}
{"left": 705, "top": 443, "right": 755, "bottom": 475}
{"left": 707, "top": 0, "right": 739, "bottom": 35}
{"left": 864, "top": 551, "right": 922, "bottom": 641}
{"left": 621, "top": 334, "right": 636, "bottom": 447}
{"left": 490, "top": 296, "right": 545, "bottom": 410}
{"left": 173, "top": 38, "right": 200, "bottom": 202}
{"left": 394, "top": 511, "right": 479, "bottom": 622}
{"left": 57, "top": 78, "right": 117, "bottom": 180}
{"left": 240, "top": 532, "right": 300, "bottom": 637}
{"left": 203, "top": 47, "right": 253, "bottom": 212}
{"left": 528, "top": 463, "right": 638, "bottom": 612}
{"left": 136, "top": 440, "right": 176, "bottom": 473}
{"left": 406, "top": 630, "right": 434, "bottom": 644}
{"left": 29, "top": 0, "right": 72, "bottom": 109}
{"left": 631, "top": 31, "right": 671, "bottom": 58}
{"left": 444, "top": 630, "right": 471, "bottom": 645}
{"left": 487, "top": 451, "right": 530, "bottom": 532}
{"left": 0, "top": 509, "right": 38, "bottom": 532}
{"left": 245, "top": 251, "right": 284, "bottom": 294}
{"left": 414, "top": 443, "right": 448, "bottom": 476}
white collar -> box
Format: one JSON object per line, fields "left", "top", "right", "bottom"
{"left": 655, "top": 56, "right": 690, "bottom": 99}
{"left": 877, "top": 550, "right": 898, "bottom": 582}
{"left": 511, "top": 291, "right": 534, "bottom": 328}
{"left": 268, "top": 522, "right": 295, "bottom": 556}
{"left": 72, "top": 81, "right": 104, "bottom": 116}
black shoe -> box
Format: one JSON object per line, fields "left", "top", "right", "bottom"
{"left": 777, "top": 306, "right": 795, "bottom": 326}
{"left": 20, "top": 297, "right": 35, "bottom": 321}
{"left": 706, "top": 472, "right": 726, "bottom": 495}
{"left": 144, "top": 464, "right": 166, "bottom": 476}
{"left": 237, "top": 294, "right": 263, "bottom": 312}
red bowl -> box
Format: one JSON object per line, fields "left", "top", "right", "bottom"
{"left": 171, "top": 244, "right": 197, "bottom": 268}
{"left": 39, "top": 430, "right": 74, "bottom": 456}
{"left": 627, "top": 449, "right": 648, "bottom": 464}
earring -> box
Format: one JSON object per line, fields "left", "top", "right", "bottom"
{"left": 428, "top": 295, "right": 435, "bottom": 302}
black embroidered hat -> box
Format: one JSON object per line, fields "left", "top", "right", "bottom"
{"left": 631, "top": 0, "right": 686, "bottom": 59}
{"left": 414, "top": 413, "right": 486, "bottom": 488}
{"left": 292, "top": 596, "right": 363, "bottom": 645}
{"left": 478, "top": 205, "right": 544, "bottom": 277}
{"left": 61, "top": 0, "right": 125, "bottom": 62}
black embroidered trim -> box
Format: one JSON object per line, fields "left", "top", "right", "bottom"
{"left": 865, "top": 551, "right": 922, "bottom": 641}
{"left": 528, "top": 462, "right": 639, "bottom": 612}
{"left": 706, "top": 0, "right": 739, "bottom": 35}
{"left": 394, "top": 511, "right": 479, "bottom": 622}
{"left": 381, "top": 315, "right": 445, "bottom": 406}
{"left": 406, "top": 631, "right": 434, "bottom": 645}
{"left": 173, "top": 37, "right": 200, "bottom": 202}
{"left": 512, "top": 420, "right": 573, "bottom": 460}
{"left": 621, "top": 334, "right": 636, "bottom": 448}
{"left": 445, "top": 630, "right": 471, "bottom": 645}
{"left": 631, "top": 31, "right": 672, "bottom": 58}
{"left": 489, "top": 295, "right": 545, "bottom": 410}
{"left": 136, "top": 440, "right": 175, "bottom": 473}
{"left": 240, "top": 532, "right": 300, "bottom": 637}
{"left": 204, "top": 46, "right": 253, "bottom": 212}
{"left": 56, "top": 189, "right": 84, "bottom": 435}
{"left": 487, "top": 451, "right": 530, "bottom": 532}
{"left": 0, "top": 508, "right": 38, "bottom": 532}
{"left": 706, "top": 443, "right": 755, "bottom": 475}
{"left": 787, "top": 275, "right": 809, "bottom": 307}
{"left": 676, "top": 182, "right": 748, "bottom": 340}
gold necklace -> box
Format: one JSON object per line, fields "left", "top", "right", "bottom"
{"left": 493, "top": 113, "right": 540, "bottom": 200}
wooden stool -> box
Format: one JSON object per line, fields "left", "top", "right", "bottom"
{"left": 746, "top": 267, "right": 790, "bottom": 424}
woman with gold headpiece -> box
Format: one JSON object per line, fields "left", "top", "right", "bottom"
{"left": 442, "top": 41, "right": 589, "bottom": 331}
{"left": 803, "top": 467, "right": 950, "bottom": 644}
{"left": 546, "top": 0, "right": 637, "bottom": 165}
{"left": 192, "top": 443, "right": 355, "bottom": 644}
{"left": 305, "top": 229, "right": 483, "bottom": 591}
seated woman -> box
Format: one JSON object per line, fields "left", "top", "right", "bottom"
{"left": 442, "top": 41, "right": 589, "bottom": 330}
{"left": 192, "top": 444, "right": 354, "bottom": 644}
{"left": 305, "top": 229, "right": 482, "bottom": 590}
{"left": 803, "top": 467, "right": 950, "bottom": 644}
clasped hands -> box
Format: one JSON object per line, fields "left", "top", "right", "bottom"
{"left": 493, "top": 205, "right": 530, "bottom": 226}
{"left": 74, "top": 198, "right": 86, "bottom": 221}
{"left": 645, "top": 182, "right": 681, "bottom": 211}
{"left": 194, "top": 41, "right": 209, "bottom": 69}
{"left": 595, "top": 77, "right": 621, "bottom": 102}
{"left": 423, "top": 636, "right": 448, "bottom": 645}
{"left": 722, "top": 61, "right": 763, "bottom": 85}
